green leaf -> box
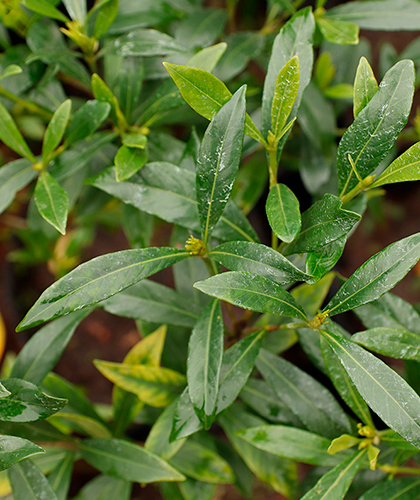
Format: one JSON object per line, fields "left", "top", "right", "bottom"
{"left": 0, "top": 436, "right": 44, "bottom": 471}
{"left": 163, "top": 63, "right": 265, "bottom": 144}
{"left": 111, "top": 29, "right": 187, "bottom": 57}
{"left": 34, "top": 172, "right": 69, "bottom": 235}
{"left": 324, "top": 233, "right": 420, "bottom": 317}
{"left": 236, "top": 425, "right": 351, "bottom": 466}
{"left": 210, "top": 241, "right": 312, "bottom": 286}
{"left": 94, "top": 360, "right": 186, "bottom": 407}
{"left": 352, "top": 327, "right": 420, "bottom": 361}
{"left": 197, "top": 85, "right": 246, "bottom": 244}
{"left": 283, "top": 194, "right": 361, "bottom": 256}
{"left": 188, "top": 43, "right": 227, "bottom": 72}
{"left": 306, "top": 236, "right": 346, "bottom": 283}
{"left": 49, "top": 412, "right": 111, "bottom": 438}
{"left": 17, "top": 247, "right": 191, "bottom": 330}
{"left": 62, "top": 0, "right": 86, "bottom": 21}
{"left": 0, "top": 379, "right": 66, "bottom": 423}
{"left": 0, "top": 421, "right": 68, "bottom": 443}
{"left": 301, "top": 449, "right": 366, "bottom": 500}
{"left": 80, "top": 438, "right": 185, "bottom": 483}
{"left": 22, "top": 0, "right": 70, "bottom": 22}
{"left": 256, "top": 349, "right": 352, "bottom": 438}
{"left": 337, "top": 60, "right": 414, "bottom": 195}
{"left": 94, "top": 0, "right": 119, "bottom": 39}
{"left": 324, "top": 83, "right": 353, "bottom": 99}
{"left": 0, "top": 64, "right": 22, "bottom": 80}
{"left": 194, "top": 271, "right": 307, "bottom": 322}
{"left": 42, "top": 100, "right": 72, "bottom": 165}
{"left": 359, "top": 477, "right": 420, "bottom": 499}
{"left": 102, "top": 280, "right": 200, "bottom": 327}
{"left": 317, "top": 18, "right": 359, "bottom": 45}
{"left": 122, "top": 133, "right": 147, "bottom": 149}
{"left": 73, "top": 475, "right": 131, "bottom": 500}
{"left": 320, "top": 329, "right": 420, "bottom": 448}
{"left": 0, "top": 102, "right": 36, "bottom": 162}
{"left": 174, "top": 8, "right": 227, "bottom": 49}
{"left": 217, "top": 330, "right": 265, "bottom": 414}
{"left": 0, "top": 383, "right": 10, "bottom": 398}
{"left": 115, "top": 145, "right": 147, "bottom": 182}
{"left": 171, "top": 389, "right": 202, "bottom": 442}
{"left": 8, "top": 460, "right": 58, "bottom": 500}
{"left": 271, "top": 56, "right": 300, "bottom": 139}
{"left": 91, "top": 73, "right": 121, "bottom": 125}
{"left": 64, "top": 100, "right": 111, "bottom": 147}
{"left": 262, "top": 7, "right": 315, "bottom": 138}
{"left": 47, "top": 451, "right": 74, "bottom": 500}
{"left": 169, "top": 441, "right": 234, "bottom": 484}
{"left": 266, "top": 183, "right": 301, "bottom": 243}
{"left": 11, "top": 310, "right": 90, "bottom": 384}
{"left": 0, "top": 159, "right": 37, "bottom": 215}
{"left": 187, "top": 300, "right": 224, "bottom": 429}
{"left": 353, "top": 57, "right": 378, "bottom": 118}
{"left": 372, "top": 141, "right": 420, "bottom": 187}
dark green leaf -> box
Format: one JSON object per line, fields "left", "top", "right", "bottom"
{"left": 175, "top": 8, "right": 227, "bottom": 49}
{"left": 359, "top": 477, "right": 420, "bottom": 499}
{"left": 306, "top": 236, "right": 346, "bottom": 282}
{"left": 317, "top": 18, "right": 359, "bottom": 45}
{"left": 73, "top": 475, "right": 132, "bottom": 500}
{"left": 0, "top": 159, "right": 37, "bottom": 214}
{"left": 22, "top": 0, "right": 70, "bottom": 22}
{"left": 0, "top": 421, "right": 68, "bottom": 443}
{"left": 17, "top": 247, "right": 191, "bottom": 330}
{"left": 266, "top": 183, "right": 301, "bottom": 243}
{"left": 0, "top": 436, "right": 44, "bottom": 471}
{"left": 42, "top": 100, "right": 72, "bottom": 165}
{"left": 196, "top": 86, "right": 246, "bottom": 244}
{"left": 64, "top": 100, "right": 110, "bottom": 147}
{"left": 8, "top": 460, "right": 57, "bottom": 500}
{"left": 47, "top": 451, "right": 74, "bottom": 500}
{"left": 34, "top": 172, "right": 69, "bottom": 235}
{"left": 80, "top": 438, "right": 185, "bottom": 483}
{"left": 111, "top": 29, "right": 187, "bottom": 57}
{"left": 0, "top": 102, "right": 36, "bottom": 162}
{"left": 353, "top": 57, "right": 378, "bottom": 118}
{"left": 94, "top": 0, "right": 119, "bottom": 39}
{"left": 171, "top": 389, "right": 202, "bottom": 442}
{"left": 115, "top": 145, "right": 147, "bottom": 182}
{"left": 91, "top": 73, "right": 120, "bottom": 124}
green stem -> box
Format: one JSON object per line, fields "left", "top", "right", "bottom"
{"left": 378, "top": 464, "right": 420, "bottom": 476}
{"left": 268, "top": 147, "right": 279, "bottom": 249}
{"left": 340, "top": 175, "right": 375, "bottom": 205}
{"left": 0, "top": 86, "right": 53, "bottom": 120}
{"left": 203, "top": 256, "right": 218, "bottom": 276}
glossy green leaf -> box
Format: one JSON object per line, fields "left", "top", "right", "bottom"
{"left": 301, "top": 449, "right": 366, "bottom": 500}
{"left": 352, "top": 327, "right": 420, "bottom": 361}
{"left": 111, "top": 29, "right": 187, "bottom": 57}
{"left": 0, "top": 421, "right": 69, "bottom": 443}
{"left": 8, "top": 460, "right": 58, "bottom": 500}
{"left": 163, "top": 63, "right": 265, "bottom": 144}
{"left": 102, "top": 280, "right": 200, "bottom": 327}
{"left": 324, "top": 233, "right": 420, "bottom": 316}
{"left": 337, "top": 60, "right": 414, "bottom": 195}
{"left": 283, "top": 194, "right": 361, "bottom": 256}
{"left": 187, "top": 300, "right": 224, "bottom": 429}
{"left": 94, "top": 0, "right": 119, "bottom": 39}
{"left": 237, "top": 425, "right": 351, "bottom": 466}
{"left": 80, "top": 438, "right": 185, "bottom": 483}
{"left": 0, "top": 379, "right": 66, "bottom": 423}
{"left": 47, "top": 451, "right": 74, "bottom": 500}
{"left": 320, "top": 329, "right": 420, "bottom": 448}
{"left": 94, "top": 360, "right": 185, "bottom": 407}
{"left": 359, "top": 477, "right": 420, "bottom": 499}
{"left": 122, "top": 133, "right": 147, "bottom": 149}
{"left": 271, "top": 56, "right": 300, "bottom": 139}
{"left": 262, "top": 7, "right": 315, "bottom": 138}
{"left": 306, "top": 236, "right": 346, "bottom": 283}
{"left": 175, "top": 8, "right": 227, "bottom": 49}
{"left": 42, "top": 101, "right": 72, "bottom": 166}
{"left": 266, "top": 183, "right": 301, "bottom": 243}
{"left": 217, "top": 330, "right": 265, "bottom": 414}
{"left": 372, "top": 141, "right": 420, "bottom": 187}
{"left": 34, "top": 172, "right": 69, "bottom": 235}
{"left": 115, "top": 145, "right": 147, "bottom": 182}
{"left": 91, "top": 73, "right": 121, "bottom": 125}
{"left": 22, "top": 0, "right": 70, "bottom": 22}
{"left": 197, "top": 86, "right": 246, "bottom": 244}
{"left": 317, "top": 18, "right": 359, "bottom": 45}
{"left": 195, "top": 271, "right": 307, "bottom": 322}
{"left": 11, "top": 310, "right": 90, "bottom": 384}
{"left": 0, "top": 102, "right": 36, "bottom": 162}
{"left": 73, "top": 475, "right": 131, "bottom": 500}
{"left": 171, "top": 389, "right": 203, "bottom": 442}
{"left": 0, "top": 436, "right": 44, "bottom": 471}
{"left": 256, "top": 349, "right": 352, "bottom": 438}
{"left": 17, "top": 247, "right": 191, "bottom": 330}
{"left": 49, "top": 412, "right": 111, "bottom": 438}
{"left": 353, "top": 57, "right": 378, "bottom": 118}
{"left": 210, "top": 241, "right": 311, "bottom": 286}
{"left": 0, "top": 159, "right": 36, "bottom": 215}
{"left": 64, "top": 100, "right": 110, "bottom": 147}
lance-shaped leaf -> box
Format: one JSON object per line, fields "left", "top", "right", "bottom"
{"left": 0, "top": 421, "right": 69, "bottom": 443}
{"left": 0, "top": 379, "right": 66, "bottom": 423}
{"left": 301, "top": 449, "right": 366, "bottom": 500}
{"left": 194, "top": 271, "right": 307, "bottom": 322}
{"left": 111, "top": 29, "right": 188, "bottom": 57}
{"left": 94, "top": 360, "right": 185, "bottom": 407}
{"left": 34, "top": 171, "right": 69, "bottom": 234}
{"left": 359, "top": 477, "right": 420, "bottom": 500}
{"left": 320, "top": 329, "right": 420, "bottom": 448}
{"left": 17, "top": 247, "right": 191, "bottom": 330}
{"left": 94, "top": 0, "right": 118, "bottom": 39}
{"left": 256, "top": 349, "right": 352, "bottom": 438}
{"left": 163, "top": 63, "right": 264, "bottom": 144}
{"left": 115, "top": 145, "right": 147, "bottom": 182}
{"left": 187, "top": 300, "right": 224, "bottom": 429}
{"left": 64, "top": 100, "right": 110, "bottom": 147}
{"left": 353, "top": 57, "right": 378, "bottom": 118}
{"left": 47, "top": 451, "right": 74, "bottom": 500}
{"left": 271, "top": 56, "right": 300, "bottom": 139}
{"left": 80, "top": 438, "right": 185, "bottom": 483}
{"left": 8, "top": 459, "right": 58, "bottom": 500}
{"left": 0, "top": 159, "right": 37, "bottom": 214}
{"left": 22, "top": 0, "right": 70, "bottom": 21}
{"left": 261, "top": 7, "right": 315, "bottom": 137}
{"left": 92, "top": 73, "right": 122, "bottom": 125}
{"left": 210, "top": 241, "right": 312, "bottom": 285}
{"left": 324, "top": 232, "right": 420, "bottom": 317}
{"left": 306, "top": 236, "right": 346, "bottom": 283}
{"left": 197, "top": 86, "right": 246, "bottom": 244}
{"left": 352, "top": 327, "right": 420, "bottom": 361}
{"left": 236, "top": 425, "right": 351, "bottom": 466}
{"left": 42, "top": 100, "right": 72, "bottom": 164}
{"left": 0, "top": 102, "right": 36, "bottom": 162}
{"left": 337, "top": 60, "right": 414, "bottom": 195}
{"left": 0, "top": 436, "right": 44, "bottom": 471}
{"left": 11, "top": 310, "right": 90, "bottom": 384}
{"left": 73, "top": 475, "right": 131, "bottom": 500}
{"left": 217, "top": 330, "right": 265, "bottom": 414}
{"left": 266, "top": 184, "right": 301, "bottom": 244}
{"left": 48, "top": 413, "right": 111, "bottom": 438}
{"left": 171, "top": 389, "right": 203, "bottom": 441}
{"left": 371, "top": 141, "right": 420, "bottom": 188}
{"left": 317, "top": 18, "right": 359, "bottom": 46}
{"left": 283, "top": 194, "right": 361, "bottom": 256}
